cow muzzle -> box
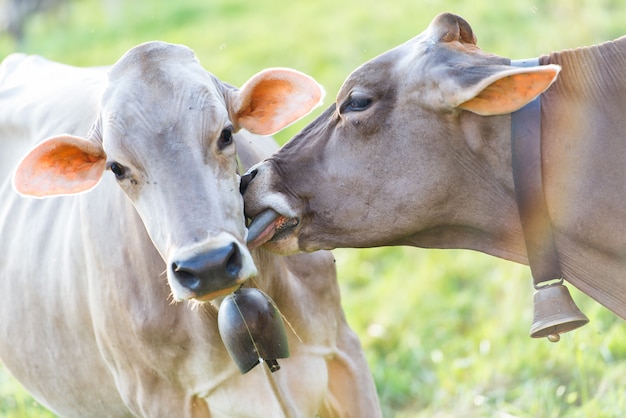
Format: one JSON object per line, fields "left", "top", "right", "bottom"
{"left": 168, "top": 233, "right": 257, "bottom": 301}
{"left": 241, "top": 164, "right": 302, "bottom": 253}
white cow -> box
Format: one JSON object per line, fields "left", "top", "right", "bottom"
{"left": 0, "top": 42, "right": 380, "bottom": 417}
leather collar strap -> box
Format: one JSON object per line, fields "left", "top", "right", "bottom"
{"left": 510, "top": 58, "right": 562, "bottom": 287}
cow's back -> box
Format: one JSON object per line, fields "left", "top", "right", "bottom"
{"left": 0, "top": 53, "right": 106, "bottom": 178}
{"left": 0, "top": 54, "right": 134, "bottom": 417}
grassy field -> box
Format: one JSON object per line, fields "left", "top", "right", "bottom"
{"left": 1, "top": 0, "right": 625, "bottom": 416}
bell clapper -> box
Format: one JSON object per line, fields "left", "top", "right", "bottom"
{"left": 529, "top": 279, "right": 589, "bottom": 341}
{"left": 264, "top": 359, "right": 281, "bottom": 372}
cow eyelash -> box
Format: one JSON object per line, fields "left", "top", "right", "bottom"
{"left": 341, "top": 93, "right": 372, "bottom": 113}
{"left": 218, "top": 128, "right": 234, "bottom": 150}
{"left": 107, "top": 162, "right": 126, "bottom": 179}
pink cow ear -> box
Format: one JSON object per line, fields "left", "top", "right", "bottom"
{"left": 458, "top": 65, "right": 561, "bottom": 116}
{"left": 13, "top": 134, "right": 106, "bottom": 198}
{"left": 233, "top": 68, "right": 325, "bottom": 135}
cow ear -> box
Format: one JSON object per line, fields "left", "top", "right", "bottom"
{"left": 457, "top": 65, "right": 561, "bottom": 116}
{"left": 13, "top": 134, "right": 106, "bottom": 198}
{"left": 233, "top": 68, "right": 325, "bottom": 135}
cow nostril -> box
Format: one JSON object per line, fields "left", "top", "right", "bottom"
{"left": 225, "top": 244, "right": 242, "bottom": 278}
{"left": 239, "top": 168, "right": 258, "bottom": 195}
{"left": 171, "top": 243, "right": 245, "bottom": 296}
{"left": 172, "top": 262, "right": 202, "bottom": 291}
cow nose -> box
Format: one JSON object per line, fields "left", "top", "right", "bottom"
{"left": 239, "top": 168, "right": 257, "bottom": 195}
{"left": 171, "top": 243, "right": 243, "bottom": 296}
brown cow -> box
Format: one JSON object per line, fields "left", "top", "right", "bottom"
{"left": 0, "top": 43, "right": 380, "bottom": 417}
{"left": 242, "top": 13, "right": 626, "bottom": 321}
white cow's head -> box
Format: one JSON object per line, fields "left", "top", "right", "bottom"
{"left": 12, "top": 42, "right": 323, "bottom": 301}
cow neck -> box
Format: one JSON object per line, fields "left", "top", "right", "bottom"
{"left": 510, "top": 58, "right": 562, "bottom": 288}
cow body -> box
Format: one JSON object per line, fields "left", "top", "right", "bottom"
{"left": 242, "top": 13, "right": 626, "bottom": 320}
{"left": 0, "top": 45, "right": 380, "bottom": 417}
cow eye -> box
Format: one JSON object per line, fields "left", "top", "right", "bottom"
{"left": 108, "top": 162, "right": 126, "bottom": 179}
{"left": 218, "top": 128, "right": 234, "bottom": 150}
{"left": 342, "top": 93, "right": 372, "bottom": 112}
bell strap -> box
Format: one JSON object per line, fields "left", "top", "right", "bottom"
{"left": 510, "top": 58, "right": 562, "bottom": 287}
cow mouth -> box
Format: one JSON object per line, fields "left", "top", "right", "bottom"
{"left": 192, "top": 284, "right": 242, "bottom": 303}
{"left": 246, "top": 209, "right": 299, "bottom": 250}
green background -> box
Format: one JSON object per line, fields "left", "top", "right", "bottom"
{"left": 1, "top": 0, "right": 625, "bottom": 416}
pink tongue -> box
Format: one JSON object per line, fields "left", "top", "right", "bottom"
{"left": 246, "top": 209, "right": 281, "bottom": 248}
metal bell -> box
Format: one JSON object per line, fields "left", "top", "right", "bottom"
{"left": 217, "top": 287, "right": 290, "bottom": 374}
{"left": 530, "top": 282, "right": 589, "bottom": 342}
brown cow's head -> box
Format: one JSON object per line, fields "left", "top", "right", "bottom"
{"left": 242, "top": 13, "right": 559, "bottom": 260}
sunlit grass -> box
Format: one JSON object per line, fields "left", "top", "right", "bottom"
{"left": 1, "top": 0, "right": 625, "bottom": 416}
{"left": 0, "top": 368, "right": 55, "bottom": 418}
{"left": 335, "top": 247, "right": 625, "bottom": 417}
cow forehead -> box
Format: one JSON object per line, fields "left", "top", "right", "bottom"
{"left": 336, "top": 27, "right": 501, "bottom": 110}
{"left": 100, "top": 42, "right": 231, "bottom": 151}
{"left": 336, "top": 32, "right": 437, "bottom": 100}
{"left": 106, "top": 41, "right": 226, "bottom": 112}
{"left": 108, "top": 41, "right": 198, "bottom": 82}
{"left": 102, "top": 86, "right": 227, "bottom": 136}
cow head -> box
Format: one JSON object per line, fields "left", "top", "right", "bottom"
{"left": 242, "top": 13, "right": 560, "bottom": 259}
{"left": 12, "top": 42, "right": 323, "bottom": 301}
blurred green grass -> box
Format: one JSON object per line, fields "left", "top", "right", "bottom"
{"left": 1, "top": 0, "right": 625, "bottom": 416}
